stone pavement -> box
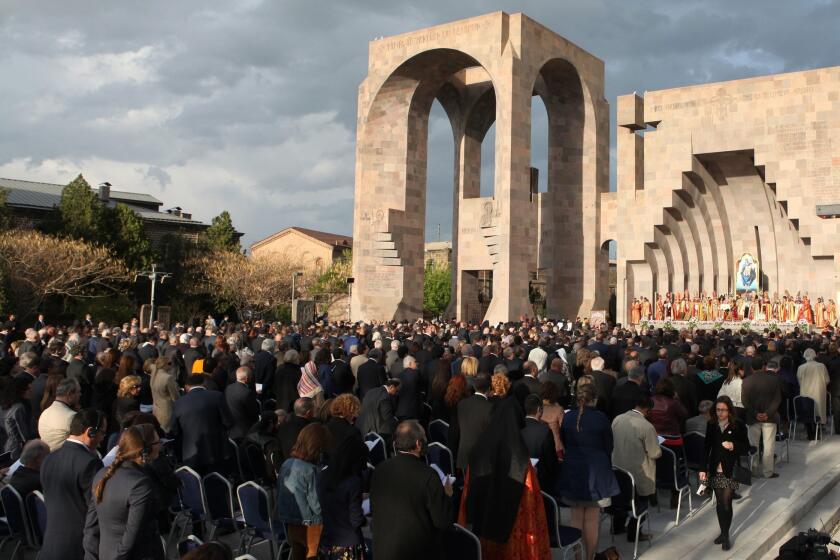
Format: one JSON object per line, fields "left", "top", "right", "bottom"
{"left": 598, "top": 433, "right": 840, "bottom": 560}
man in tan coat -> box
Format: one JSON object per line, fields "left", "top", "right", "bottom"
{"left": 611, "top": 394, "right": 661, "bottom": 542}
{"left": 797, "top": 348, "right": 830, "bottom": 440}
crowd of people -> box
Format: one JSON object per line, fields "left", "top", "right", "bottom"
{"left": 0, "top": 310, "right": 838, "bottom": 560}
{"left": 631, "top": 290, "right": 838, "bottom": 326}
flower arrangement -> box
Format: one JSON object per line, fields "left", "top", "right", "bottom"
{"left": 687, "top": 317, "right": 698, "bottom": 330}
{"left": 713, "top": 321, "right": 724, "bottom": 331}
{"left": 741, "top": 319, "right": 751, "bottom": 331}
{"left": 798, "top": 320, "right": 810, "bottom": 334}
{"left": 768, "top": 320, "right": 780, "bottom": 333}
{"left": 639, "top": 319, "right": 650, "bottom": 331}
{"left": 663, "top": 320, "right": 673, "bottom": 331}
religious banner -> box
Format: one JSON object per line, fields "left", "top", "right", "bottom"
{"left": 735, "top": 252, "right": 759, "bottom": 293}
{"left": 590, "top": 310, "right": 607, "bottom": 329}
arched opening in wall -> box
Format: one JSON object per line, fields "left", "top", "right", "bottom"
{"left": 425, "top": 99, "right": 454, "bottom": 244}
{"left": 531, "top": 95, "right": 549, "bottom": 194}
{"left": 533, "top": 58, "right": 586, "bottom": 319}
{"left": 480, "top": 122, "right": 496, "bottom": 198}
{"left": 600, "top": 240, "right": 617, "bottom": 321}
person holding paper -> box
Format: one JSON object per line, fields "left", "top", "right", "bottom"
{"left": 610, "top": 394, "right": 661, "bottom": 543}
{"left": 370, "top": 420, "right": 454, "bottom": 560}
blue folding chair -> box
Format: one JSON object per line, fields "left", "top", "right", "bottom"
{"left": 542, "top": 491, "right": 583, "bottom": 560}
{"left": 0, "top": 485, "right": 35, "bottom": 560}
{"left": 792, "top": 395, "right": 822, "bottom": 441}
{"left": 25, "top": 491, "right": 46, "bottom": 548}
{"left": 426, "top": 442, "right": 454, "bottom": 476}
{"left": 364, "top": 433, "right": 387, "bottom": 466}
{"left": 236, "top": 481, "right": 290, "bottom": 560}
{"left": 203, "top": 472, "right": 245, "bottom": 542}
{"left": 443, "top": 523, "right": 481, "bottom": 560}
{"left": 177, "top": 535, "right": 203, "bottom": 556}
{"left": 172, "top": 466, "right": 209, "bottom": 544}
{"left": 428, "top": 419, "right": 449, "bottom": 445}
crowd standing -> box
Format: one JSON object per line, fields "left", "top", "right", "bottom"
{"left": 0, "top": 310, "right": 838, "bottom": 560}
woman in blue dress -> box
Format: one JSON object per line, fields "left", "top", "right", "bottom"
{"left": 558, "top": 385, "right": 619, "bottom": 560}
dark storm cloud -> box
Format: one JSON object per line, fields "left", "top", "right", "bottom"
{"left": 1, "top": 0, "right": 838, "bottom": 247}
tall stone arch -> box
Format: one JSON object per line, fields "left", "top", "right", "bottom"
{"left": 352, "top": 12, "right": 607, "bottom": 323}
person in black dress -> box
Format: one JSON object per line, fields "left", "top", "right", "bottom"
{"left": 699, "top": 395, "right": 749, "bottom": 551}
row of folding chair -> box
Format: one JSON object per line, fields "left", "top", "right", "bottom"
{"left": 0, "top": 485, "right": 46, "bottom": 560}
{"left": 168, "top": 467, "right": 292, "bottom": 560}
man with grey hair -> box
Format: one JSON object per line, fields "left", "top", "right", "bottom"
{"left": 686, "top": 400, "right": 714, "bottom": 434}
{"left": 396, "top": 355, "right": 421, "bottom": 421}
{"left": 669, "top": 358, "right": 698, "bottom": 418}
{"left": 274, "top": 349, "right": 302, "bottom": 412}
{"left": 797, "top": 348, "right": 829, "bottom": 441}
{"left": 38, "top": 378, "right": 80, "bottom": 450}
{"left": 224, "top": 366, "right": 259, "bottom": 440}
{"left": 386, "top": 339, "right": 401, "bottom": 372}
{"left": 16, "top": 351, "right": 40, "bottom": 381}
{"left": 514, "top": 361, "right": 540, "bottom": 395}
{"left": 253, "top": 338, "right": 277, "bottom": 400}
{"left": 5, "top": 439, "right": 50, "bottom": 496}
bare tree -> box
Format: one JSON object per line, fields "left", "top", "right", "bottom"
{"left": 195, "top": 250, "right": 314, "bottom": 319}
{"left": 0, "top": 230, "right": 131, "bottom": 315}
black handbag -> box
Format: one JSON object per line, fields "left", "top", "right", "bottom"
{"left": 732, "top": 460, "right": 752, "bottom": 486}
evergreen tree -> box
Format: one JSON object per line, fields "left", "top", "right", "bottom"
{"left": 204, "top": 210, "right": 240, "bottom": 252}
{"left": 109, "top": 203, "right": 153, "bottom": 271}
{"left": 58, "top": 174, "right": 106, "bottom": 243}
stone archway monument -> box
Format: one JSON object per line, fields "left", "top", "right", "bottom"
{"left": 351, "top": 12, "right": 609, "bottom": 323}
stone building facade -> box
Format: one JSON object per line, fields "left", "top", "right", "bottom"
{"left": 351, "top": 12, "right": 840, "bottom": 324}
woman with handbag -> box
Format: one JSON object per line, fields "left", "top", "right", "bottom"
{"left": 699, "top": 395, "right": 750, "bottom": 551}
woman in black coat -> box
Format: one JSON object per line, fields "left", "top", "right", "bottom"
{"left": 83, "top": 424, "right": 165, "bottom": 560}
{"left": 699, "top": 395, "right": 750, "bottom": 551}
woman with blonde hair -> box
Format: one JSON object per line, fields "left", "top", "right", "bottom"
{"left": 461, "top": 356, "right": 479, "bottom": 391}
{"left": 114, "top": 375, "right": 141, "bottom": 427}
{"left": 150, "top": 356, "right": 179, "bottom": 431}
{"left": 83, "top": 424, "right": 164, "bottom": 560}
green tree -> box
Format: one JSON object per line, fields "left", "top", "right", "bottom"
{"left": 108, "top": 203, "right": 153, "bottom": 271}
{"left": 204, "top": 211, "right": 240, "bottom": 253}
{"left": 58, "top": 174, "right": 106, "bottom": 243}
{"left": 0, "top": 187, "right": 10, "bottom": 231}
{"left": 423, "top": 261, "right": 451, "bottom": 316}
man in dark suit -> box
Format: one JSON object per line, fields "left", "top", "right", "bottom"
{"left": 137, "top": 334, "right": 159, "bottom": 364}
{"left": 611, "top": 367, "right": 647, "bottom": 420}
{"left": 370, "top": 420, "right": 454, "bottom": 560}
{"left": 274, "top": 350, "right": 302, "bottom": 412}
{"left": 450, "top": 373, "right": 493, "bottom": 470}
{"left": 357, "top": 349, "right": 387, "bottom": 401}
{"left": 40, "top": 409, "right": 106, "bottom": 560}
{"left": 328, "top": 348, "right": 354, "bottom": 397}
{"left": 169, "top": 374, "right": 227, "bottom": 474}
{"left": 277, "top": 397, "right": 314, "bottom": 458}
{"left": 478, "top": 343, "right": 501, "bottom": 374}
{"left": 224, "top": 367, "right": 260, "bottom": 440}
{"left": 521, "top": 394, "right": 559, "bottom": 492}
{"left": 253, "top": 338, "right": 277, "bottom": 399}
{"left": 395, "top": 355, "right": 421, "bottom": 421}
{"left": 514, "top": 361, "right": 542, "bottom": 395}
{"left": 163, "top": 334, "right": 186, "bottom": 383}
{"left": 357, "top": 379, "right": 399, "bottom": 446}
{"left": 503, "top": 346, "right": 524, "bottom": 381}
{"left": 7, "top": 439, "right": 49, "bottom": 497}
{"left": 590, "top": 356, "right": 617, "bottom": 412}
{"left": 65, "top": 343, "right": 93, "bottom": 406}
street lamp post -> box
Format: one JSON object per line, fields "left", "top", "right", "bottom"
{"left": 136, "top": 263, "right": 171, "bottom": 330}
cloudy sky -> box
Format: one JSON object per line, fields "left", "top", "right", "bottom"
{"left": 2, "top": 1, "right": 839, "bottom": 248}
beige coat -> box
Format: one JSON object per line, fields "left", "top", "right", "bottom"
{"left": 797, "top": 360, "right": 830, "bottom": 420}
{"left": 611, "top": 409, "right": 662, "bottom": 496}
{"left": 150, "top": 368, "right": 180, "bottom": 431}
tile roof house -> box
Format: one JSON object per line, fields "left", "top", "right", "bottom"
{"left": 250, "top": 227, "right": 352, "bottom": 271}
